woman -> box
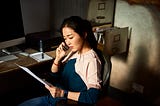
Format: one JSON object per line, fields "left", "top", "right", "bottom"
{"left": 18, "top": 16, "right": 102, "bottom": 106}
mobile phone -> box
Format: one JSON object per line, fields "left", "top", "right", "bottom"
{"left": 62, "top": 42, "right": 69, "bottom": 51}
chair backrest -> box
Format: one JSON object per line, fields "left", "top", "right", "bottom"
{"left": 101, "top": 54, "right": 112, "bottom": 87}
{"left": 96, "top": 49, "right": 112, "bottom": 88}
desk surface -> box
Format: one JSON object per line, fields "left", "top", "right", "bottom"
{"left": 0, "top": 48, "right": 56, "bottom": 73}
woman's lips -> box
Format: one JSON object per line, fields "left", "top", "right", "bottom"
{"left": 69, "top": 46, "right": 73, "bottom": 49}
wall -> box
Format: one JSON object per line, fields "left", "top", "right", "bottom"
{"left": 110, "top": 0, "right": 160, "bottom": 103}
{"left": 20, "top": 0, "right": 90, "bottom": 36}
{"left": 50, "top": 0, "right": 89, "bottom": 34}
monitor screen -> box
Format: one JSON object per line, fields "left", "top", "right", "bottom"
{"left": 0, "top": 0, "right": 25, "bottom": 49}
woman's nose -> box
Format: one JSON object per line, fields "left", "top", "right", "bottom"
{"left": 65, "top": 40, "right": 70, "bottom": 46}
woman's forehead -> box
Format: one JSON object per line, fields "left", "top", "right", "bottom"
{"left": 62, "top": 27, "right": 75, "bottom": 36}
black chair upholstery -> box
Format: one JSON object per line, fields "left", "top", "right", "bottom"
{"left": 101, "top": 53, "right": 112, "bottom": 88}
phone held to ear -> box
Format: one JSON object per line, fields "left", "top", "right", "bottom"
{"left": 62, "top": 42, "right": 69, "bottom": 51}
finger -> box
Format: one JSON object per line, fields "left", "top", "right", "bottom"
{"left": 56, "top": 43, "right": 63, "bottom": 51}
{"left": 51, "top": 92, "right": 55, "bottom": 98}
{"left": 46, "top": 85, "right": 55, "bottom": 90}
{"left": 59, "top": 44, "right": 63, "bottom": 50}
{"left": 45, "top": 85, "right": 49, "bottom": 89}
{"left": 60, "top": 42, "right": 67, "bottom": 50}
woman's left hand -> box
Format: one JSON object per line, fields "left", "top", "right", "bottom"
{"left": 45, "top": 85, "right": 64, "bottom": 98}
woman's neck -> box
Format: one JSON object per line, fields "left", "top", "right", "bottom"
{"left": 78, "top": 41, "right": 91, "bottom": 54}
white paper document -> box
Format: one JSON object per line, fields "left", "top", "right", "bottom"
{"left": 15, "top": 64, "right": 53, "bottom": 86}
{"left": 29, "top": 52, "right": 53, "bottom": 62}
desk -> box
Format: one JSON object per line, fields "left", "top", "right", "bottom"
{"left": 0, "top": 48, "right": 56, "bottom": 73}
{"left": 0, "top": 48, "right": 56, "bottom": 105}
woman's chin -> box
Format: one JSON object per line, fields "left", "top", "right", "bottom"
{"left": 71, "top": 49, "right": 77, "bottom": 52}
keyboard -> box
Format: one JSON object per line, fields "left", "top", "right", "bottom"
{"left": 0, "top": 54, "right": 18, "bottom": 62}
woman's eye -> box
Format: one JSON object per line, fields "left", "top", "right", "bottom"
{"left": 69, "top": 37, "right": 73, "bottom": 39}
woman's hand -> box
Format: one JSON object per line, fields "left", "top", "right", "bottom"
{"left": 45, "top": 85, "right": 64, "bottom": 98}
{"left": 51, "top": 42, "right": 69, "bottom": 72}
{"left": 54, "top": 42, "right": 68, "bottom": 62}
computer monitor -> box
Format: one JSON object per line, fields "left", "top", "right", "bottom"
{"left": 0, "top": 0, "right": 25, "bottom": 50}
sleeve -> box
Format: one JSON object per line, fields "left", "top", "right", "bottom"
{"left": 87, "top": 59, "right": 102, "bottom": 89}
{"left": 78, "top": 58, "right": 102, "bottom": 104}
{"left": 78, "top": 88, "right": 100, "bottom": 104}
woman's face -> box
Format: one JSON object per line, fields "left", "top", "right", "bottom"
{"left": 62, "top": 27, "right": 84, "bottom": 52}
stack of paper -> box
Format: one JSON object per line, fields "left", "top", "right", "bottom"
{"left": 29, "top": 52, "right": 53, "bottom": 62}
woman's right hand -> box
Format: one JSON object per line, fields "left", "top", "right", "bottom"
{"left": 54, "top": 42, "right": 68, "bottom": 62}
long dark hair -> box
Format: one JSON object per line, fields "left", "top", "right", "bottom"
{"left": 60, "top": 16, "right": 98, "bottom": 51}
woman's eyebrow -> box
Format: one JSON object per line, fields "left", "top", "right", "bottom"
{"left": 66, "top": 33, "right": 72, "bottom": 36}
{"left": 63, "top": 33, "right": 72, "bottom": 38}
